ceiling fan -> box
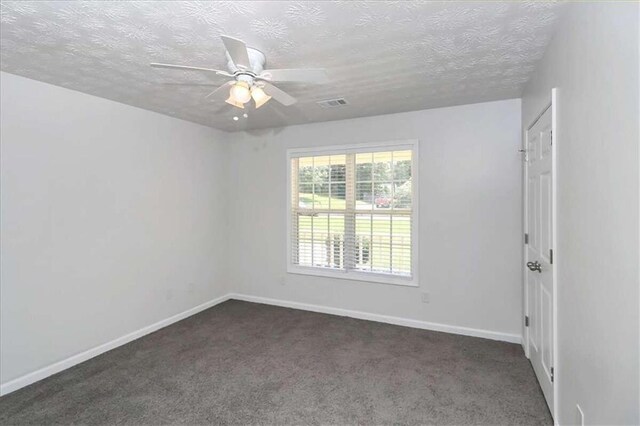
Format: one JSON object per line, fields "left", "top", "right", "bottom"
{"left": 150, "top": 35, "right": 328, "bottom": 110}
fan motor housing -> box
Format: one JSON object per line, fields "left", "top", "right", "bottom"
{"left": 226, "top": 47, "right": 266, "bottom": 76}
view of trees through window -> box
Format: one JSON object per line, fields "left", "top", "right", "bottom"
{"left": 291, "top": 149, "right": 413, "bottom": 277}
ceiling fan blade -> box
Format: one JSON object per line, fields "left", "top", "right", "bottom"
{"left": 150, "top": 63, "right": 233, "bottom": 77}
{"left": 261, "top": 82, "right": 297, "bottom": 106}
{"left": 161, "top": 82, "right": 219, "bottom": 87}
{"left": 220, "top": 35, "right": 251, "bottom": 69}
{"left": 259, "top": 68, "right": 328, "bottom": 83}
{"left": 205, "top": 81, "right": 233, "bottom": 101}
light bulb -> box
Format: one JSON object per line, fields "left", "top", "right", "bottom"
{"left": 229, "top": 81, "right": 251, "bottom": 104}
{"left": 232, "top": 116, "right": 239, "bottom": 121}
{"left": 251, "top": 86, "right": 272, "bottom": 109}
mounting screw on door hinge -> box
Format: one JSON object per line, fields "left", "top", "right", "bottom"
{"left": 525, "top": 316, "right": 530, "bottom": 327}
{"left": 550, "top": 367, "right": 554, "bottom": 383}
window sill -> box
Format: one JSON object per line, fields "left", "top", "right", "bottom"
{"left": 287, "top": 265, "right": 419, "bottom": 287}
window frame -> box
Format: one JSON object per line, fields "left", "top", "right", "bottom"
{"left": 286, "top": 139, "right": 419, "bottom": 287}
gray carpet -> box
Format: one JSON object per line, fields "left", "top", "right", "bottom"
{"left": 0, "top": 300, "right": 551, "bottom": 425}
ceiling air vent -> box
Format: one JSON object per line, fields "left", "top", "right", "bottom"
{"left": 317, "top": 98, "right": 349, "bottom": 108}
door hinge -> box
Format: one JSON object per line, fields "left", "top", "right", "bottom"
{"left": 550, "top": 367, "right": 554, "bottom": 383}
{"left": 550, "top": 249, "right": 553, "bottom": 264}
{"left": 524, "top": 233, "right": 529, "bottom": 244}
{"left": 550, "top": 130, "right": 553, "bottom": 145}
{"left": 525, "top": 316, "right": 530, "bottom": 327}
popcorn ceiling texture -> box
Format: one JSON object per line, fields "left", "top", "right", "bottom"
{"left": 0, "top": 1, "right": 563, "bottom": 132}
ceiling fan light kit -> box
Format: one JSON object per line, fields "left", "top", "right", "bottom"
{"left": 151, "top": 35, "right": 328, "bottom": 112}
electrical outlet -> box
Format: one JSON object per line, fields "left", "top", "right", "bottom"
{"left": 421, "top": 292, "right": 430, "bottom": 304}
{"left": 576, "top": 404, "right": 584, "bottom": 426}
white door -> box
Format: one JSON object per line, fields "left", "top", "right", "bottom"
{"left": 525, "top": 106, "right": 554, "bottom": 413}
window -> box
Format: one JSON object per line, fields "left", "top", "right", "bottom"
{"left": 287, "top": 140, "right": 418, "bottom": 286}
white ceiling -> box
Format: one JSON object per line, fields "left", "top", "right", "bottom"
{"left": 0, "top": 1, "right": 564, "bottom": 132}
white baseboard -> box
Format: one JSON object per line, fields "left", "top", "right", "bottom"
{"left": 0, "top": 294, "right": 232, "bottom": 396}
{"left": 2, "top": 292, "right": 521, "bottom": 397}
{"left": 229, "top": 293, "right": 522, "bottom": 344}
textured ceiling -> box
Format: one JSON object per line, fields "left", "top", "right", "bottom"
{"left": 0, "top": 1, "right": 564, "bottom": 132}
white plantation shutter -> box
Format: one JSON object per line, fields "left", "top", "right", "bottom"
{"left": 289, "top": 142, "right": 417, "bottom": 285}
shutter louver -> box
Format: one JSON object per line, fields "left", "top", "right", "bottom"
{"left": 290, "top": 148, "right": 413, "bottom": 280}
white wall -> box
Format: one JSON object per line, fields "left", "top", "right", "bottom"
{"left": 227, "top": 99, "right": 523, "bottom": 340}
{"left": 521, "top": 3, "right": 639, "bottom": 424}
{"left": 0, "top": 72, "right": 230, "bottom": 386}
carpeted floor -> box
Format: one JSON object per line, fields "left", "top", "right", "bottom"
{"left": 0, "top": 300, "right": 552, "bottom": 425}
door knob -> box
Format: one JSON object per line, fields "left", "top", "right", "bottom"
{"left": 527, "top": 261, "right": 542, "bottom": 273}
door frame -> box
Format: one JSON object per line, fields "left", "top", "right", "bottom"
{"left": 523, "top": 88, "right": 558, "bottom": 423}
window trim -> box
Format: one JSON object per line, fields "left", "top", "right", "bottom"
{"left": 286, "top": 139, "right": 419, "bottom": 287}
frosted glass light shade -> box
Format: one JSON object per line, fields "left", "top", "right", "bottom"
{"left": 251, "top": 86, "right": 271, "bottom": 108}
{"left": 225, "top": 96, "right": 245, "bottom": 108}
{"left": 229, "top": 81, "right": 251, "bottom": 104}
